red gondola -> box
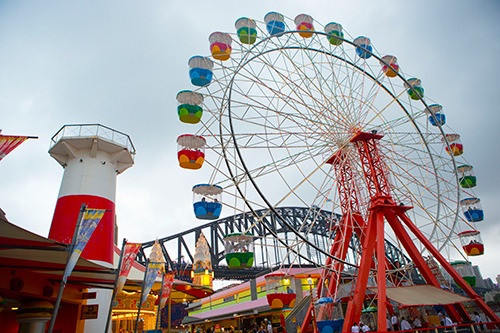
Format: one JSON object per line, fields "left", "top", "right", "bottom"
{"left": 458, "top": 230, "right": 484, "bottom": 256}
{"left": 177, "top": 134, "right": 206, "bottom": 170}
{"left": 265, "top": 272, "right": 296, "bottom": 309}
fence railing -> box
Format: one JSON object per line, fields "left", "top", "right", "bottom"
{"left": 50, "top": 124, "right": 136, "bottom": 155}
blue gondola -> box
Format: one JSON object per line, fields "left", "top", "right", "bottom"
{"left": 192, "top": 184, "right": 223, "bottom": 220}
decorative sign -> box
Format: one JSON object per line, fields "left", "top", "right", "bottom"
{"left": 223, "top": 295, "right": 235, "bottom": 302}
{"left": 82, "top": 292, "right": 97, "bottom": 299}
{"left": 81, "top": 304, "right": 99, "bottom": 320}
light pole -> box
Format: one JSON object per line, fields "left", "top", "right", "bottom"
{"left": 307, "top": 275, "right": 318, "bottom": 333}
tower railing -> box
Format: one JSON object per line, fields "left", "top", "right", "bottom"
{"left": 50, "top": 124, "right": 136, "bottom": 155}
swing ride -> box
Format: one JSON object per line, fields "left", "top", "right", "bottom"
{"left": 175, "top": 12, "right": 497, "bottom": 332}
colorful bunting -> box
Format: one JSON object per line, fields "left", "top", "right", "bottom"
{"left": 63, "top": 209, "right": 106, "bottom": 282}
{"left": 160, "top": 273, "right": 175, "bottom": 309}
{"left": 0, "top": 135, "right": 29, "bottom": 161}
{"left": 116, "top": 242, "right": 142, "bottom": 294}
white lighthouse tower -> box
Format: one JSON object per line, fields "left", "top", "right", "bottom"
{"left": 48, "top": 124, "right": 135, "bottom": 332}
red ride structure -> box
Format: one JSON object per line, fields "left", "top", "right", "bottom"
{"left": 301, "top": 131, "right": 499, "bottom": 333}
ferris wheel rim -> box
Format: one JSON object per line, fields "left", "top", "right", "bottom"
{"left": 218, "top": 29, "right": 461, "bottom": 253}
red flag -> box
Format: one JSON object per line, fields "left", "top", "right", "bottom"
{"left": 160, "top": 272, "right": 175, "bottom": 309}
{"left": 0, "top": 135, "right": 29, "bottom": 161}
{"left": 116, "top": 242, "right": 141, "bottom": 294}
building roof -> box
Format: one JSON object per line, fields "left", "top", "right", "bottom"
{"left": 0, "top": 209, "right": 116, "bottom": 289}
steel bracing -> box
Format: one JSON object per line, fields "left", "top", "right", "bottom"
{"left": 136, "top": 206, "right": 410, "bottom": 280}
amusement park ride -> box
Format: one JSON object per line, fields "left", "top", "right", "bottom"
{"left": 174, "top": 11, "right": 498, "bottom": 332}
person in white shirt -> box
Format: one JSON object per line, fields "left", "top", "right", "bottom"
{"left": 351, "top": 323, "right": 360, "bottom": 333}
{"left": 400, "top": 317, "right": 412, "bottom": 331}
{"left": 386, "top": 317, "right": 393, "bottom": 331}
{"left": 267, "top": 321, "right": 273, "bottom": 333}
{"left": 444, "top": 315, "right": 454, "bottom": 326}
{"left": 474, "top": 312, "right": 484, "bottom": 332}
{"left": 361, "top": 323, "right": 370, "bottom": 332}
{"left": 413, "top": 317, "right": 422, "bottom": 328}
{"left": 438, "top": 311, "right": 445, "bottom": 326}
{"left": 391, "top": 315, "right": 399, "bottom": 331}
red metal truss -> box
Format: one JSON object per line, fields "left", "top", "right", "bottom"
{"left": 304, "top": 132, "right": 498, "bottom": 333}
{"left": 340, "top": 131, "right": 499, "bottom": 332}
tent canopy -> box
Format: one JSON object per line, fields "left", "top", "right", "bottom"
{"left": 374, "top": 285, "right": 471, "bottom": 306}
{"left": 0, "top": 209, "right": 214, "bottom": 302}
{"left": 0, "top": 209, "right": 116, "bottom": 289}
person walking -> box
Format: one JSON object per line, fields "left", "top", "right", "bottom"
{"left": 351, "top": 322, "right": 360, "bottom": 333}
{"left": 437, "top": 311, "right": 445, "bottom": 326}
{"left": 386, "top": 317, "right": 393, "bottom": 331}
{"left": 413, "top": 317, "right": 422, "bottom": 329}
{"left": 391, "top": 314, "right": 400, "bottom": 331}
{"left": 361, "top": 322, "right": 370, "bottom": 332}
{"left": 474, "top": 312, "right": 484, "bottom": 333}
{"left": 400, "top": 317, "right": 412, "bottom": 331}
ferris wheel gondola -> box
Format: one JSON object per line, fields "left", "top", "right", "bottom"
{"left": 458, "top": 230, "right": 484, "bottom": 256}
{"left": 223, "top": 233, "right": 255, "bottom": 269}
{"left": 192, "top": 184, "right": 223, "bottom": 220}
{"left": 264, "top": 272, "right": 296, "bottom": 309}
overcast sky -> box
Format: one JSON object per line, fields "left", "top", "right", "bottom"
{"left": 1, "top": 1, "right": 499, "bottom": 280}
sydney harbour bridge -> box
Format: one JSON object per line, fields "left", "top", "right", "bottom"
{"left": 135, "top": 206, "right": 410, "bottom": 281}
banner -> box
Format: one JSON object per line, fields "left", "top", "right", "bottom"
{"left": 116, "top": 242, "right": 142, "bottom": 294}
{"left": 160, "top": 272, "right": 175, "bottom": 309}
{"left": 141, "top": 261, "right": 162, "bottom": 307}
{"left": 62, "top": 209, "right": 106, "bottom": 282}
{"left": 0, "top": 135, "right": 28, "bottom": 161}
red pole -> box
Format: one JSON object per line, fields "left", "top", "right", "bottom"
{"left": 376, "top": 210, "right": 387, "bottom": 332}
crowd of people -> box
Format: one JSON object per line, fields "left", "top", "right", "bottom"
{"left": 350, "top": 311, "right": 485, "bottom": 332}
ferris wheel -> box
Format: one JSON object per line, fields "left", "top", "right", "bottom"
{"left": 176, "top": 12, "right": 484, "bottom": 266}
{"left": 174, "top": 12, "right": 500, "bottom": 331}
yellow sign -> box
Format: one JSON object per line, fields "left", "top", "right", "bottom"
{"left": 81, "top": 304, "right": 99, "bottom": 320}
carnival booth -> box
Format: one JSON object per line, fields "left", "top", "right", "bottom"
{"left": 460, "top": 197, "right": 484, "bottom": 222}
{"left": 380, "top": 55, "right": 399, "bottom": 78}
{"left": 442, "top": 133, "right": 463, "bottom": 156}
{"left": 177, "top": 134, "right": 206, "bottom": 170}
{"left": 324, "top": 22, "right": 344, "bottom": 45}
{"left": 188, "top": 56, "right": 214, "bottom": 87}
{"left": 353, "top": 36, "right": 372, "bottom": 59}
{"left": 223, "top": 232, "right": 255, "bottom": 269}
{"left": 294, "top": 14, "right": 314, "bottom": 38}
{"left": 264, "top": 12, "right": 286, "bottom": 36}
{"left": 457, "top": 164, "right": 477, "bottom": 188}
{"left": 209, "top": 32, "right": 232, "bottom": 61}
{"left": 404, "top": 78, "right": 424, "bottom": 100}
{"left": 235, "top": 17, "right": 257, "bottom": 44}
{"left": 192, "top": 184, "right": 223, "bottom": 220}
{"left": 265, "top": 272, "right": 296, "bottom": 309}
{"left": 425, "top": 104, "right": 446, "bottom": 127}
{"left": 177, "top": 90, "right": 204, "bottom": 124}
{"left": 458, "top": 230, "right": 484, "bottom": 256}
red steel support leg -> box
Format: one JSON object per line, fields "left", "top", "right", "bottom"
{"left": 376, "top": 211, "right": 388, "bottom": 332}
{"left": 301, "top": 217, "right": 354, "bottom": 333}
{"left": 343, "top": 209, "right": 379, "bottom": 331}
